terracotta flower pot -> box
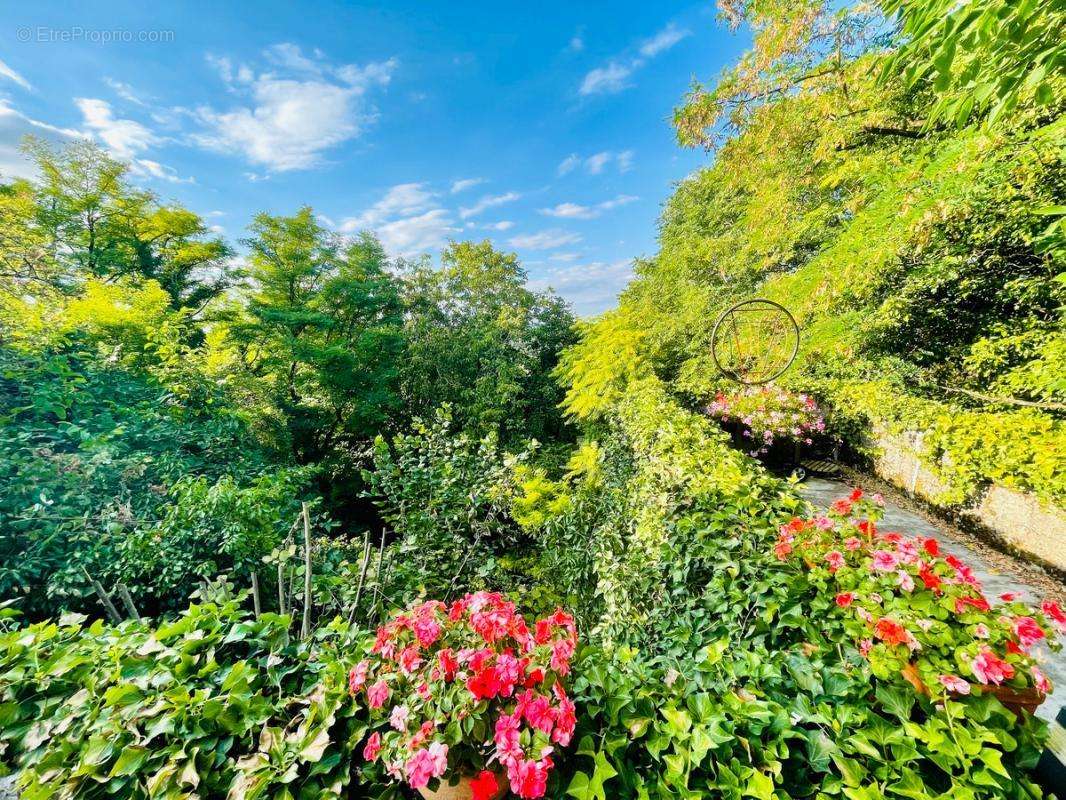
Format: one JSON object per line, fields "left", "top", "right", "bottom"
{"left": 985, "top": 685, "right": 1046, "bottom": 719}
{"left": 898, "top": 664, "right": 1046, "bottom": 719}
{"left": 417, "top": 773, "right": 508, "bottom": 800}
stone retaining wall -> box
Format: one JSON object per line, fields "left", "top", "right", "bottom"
{"left": 868, "top": 427, "right": 1066, "bottom": 573}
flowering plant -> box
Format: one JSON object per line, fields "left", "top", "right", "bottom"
{"left": 705, "top": 385, "right": 826, "bottom": 456}
{"left": 776, "top": 489, "right": 1063, "bottom": 700}
{"left": 350, "top": 592, "right": 578, "bottom": 799}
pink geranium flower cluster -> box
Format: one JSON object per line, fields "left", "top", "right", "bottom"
{"left": 776, "top": 489, "right": 1063, "bottom": 698}
{"left": 705, "top": 385, "right": 826, "bottom": 456}
{"left": 350, "top": 592, "right": 578, "bottom": 799}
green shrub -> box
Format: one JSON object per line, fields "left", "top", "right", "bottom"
{"left": 0, "top": 600, "right": 366, "bottom": 799}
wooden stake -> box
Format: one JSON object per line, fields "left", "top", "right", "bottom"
{"left": 301, "top": 502, "right": 312, "bottom": 639}
{"left": 348, "top": 530, "right": 372, "bottom": 625}
{"left": 83, "top": 568, "right": 121, "bottom": 624}
{"left": 116, "top": 583, "right": 141, "bottom": 622}
{"left": 250, "top": 571, "right": 262, "bottom": 618}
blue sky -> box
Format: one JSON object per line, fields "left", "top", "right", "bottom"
{"left": 0, "top": 2, "right": 749, "bottom": 315}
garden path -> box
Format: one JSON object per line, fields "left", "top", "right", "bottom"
{"left": 800, "top": 477, "right": 1066, "bottom": 723}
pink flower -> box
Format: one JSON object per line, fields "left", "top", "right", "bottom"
{"left": 970, "top": 649, "right": 1014, "bottom": 685}
{"left": 367, "top": 680, "right": 390, "bottom": 709}
{"left": 399, "top": 645, "right": 423, "bottom": 675}
{"left": 413, "top": 615, "right": 443, "bottom": 648}
{"left": 551, "top": 637, "right": 576, "bottom": 675}
{"left": 870, "top": 550, "right": 899, "bottom": 572}
{"left": 494, "top": 712, "right": 522, "bottom": 765}
{"left": 774, "top": 541, "right": 792, "bottom": 559}
{"left": 859, "top": 639, "right": 873, "bottom": 657}
{"left": 349, "top": 660, "right": 370, "bottom": 694}
{"left": 1012, "top": 616, "right": 1046, "bottom": 651}
{"left": 1033, "top": 666, "right": 1052, "bottom": 694}
{"left": 825, "top": 550, "right": 845, "bottom": 572}
{"left": 815, "top": 516, "right": 834, "bottom": 530}
{"left": 844, "top": 537, "right": 862, "bottom": 551}
{"left": 896, "top": 570, "right": 914, "bottom": 592}
{"left": 552, "top": 683, "right": 576, "bottom": 746}
{"left": 507, "top": 756, "right": 552, "bottom": 799}
{"left": 974, "top": 623, "right": 990, "bottom": 639}
{"left": 363, "top": 732, "right": 382, "bottom": 761}
{"left": 938, "top": 674, "right": 970, "bottom": 695}
{"left": 406, "top": 743, "right": 448, "bottom": 789}
{"left": 518, "top": 689, "right": 555, "bottom": 735}
{"left": 390, "top": 703, "right": 410, "bottom": 731}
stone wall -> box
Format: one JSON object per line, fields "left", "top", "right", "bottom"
{"left": 867, "top": 426, "right": 1066, "bottom": 573}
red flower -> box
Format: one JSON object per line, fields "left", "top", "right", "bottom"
{"left": 467, "top": 666, "right": 502, "bottom": 700}
{"left": 954, "top": 594, "right": 990, "bottom": 615}
{"left": 873, "top": 618, "right": 909, "bottom": 647}
{"left": 437, "top": 648, "right": 459, "bottom": 681}
{"left": 534, "top": 618, "right": 553, "bottom": 644}
{"left": 1013, "top": 616, "right": 1046, "bottom": 651}
{"left": 849, "top": 488, "right": 863, "bottom": 502}
{"left": 774, "top": 541, "right": 793, "bottom": 559}
{"left": 857, "top": 520, "right": 876, "bottom": 538}
{"left": 471, "top": 771, "right": 499, "bottom": 800}
{"left": 835, "top": 592, "right": 855, "bottom": 608}
{"left": 1043, "top": 600, "right": 1066, "bottom": 631}
{"left": 922, "top": 538, "right": 939, "bottom": 557}
{"left": 918, "top": 562, "right": 942, "bottom": 593}
{"left": 830, "top": 498, "right": 853, "bottom": 516}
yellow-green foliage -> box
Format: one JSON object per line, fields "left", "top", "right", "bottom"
{"left": 556, "top": 310, "right": 650, "bottom": 421}
{"left": 814, "top": 379, "right": 1066, "bottom": 506}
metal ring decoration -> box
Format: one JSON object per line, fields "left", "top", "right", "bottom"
{"left": 710, "top": 298, "right": 799, "bottom": 384}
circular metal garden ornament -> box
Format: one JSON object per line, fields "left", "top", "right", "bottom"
{"left": 711, "top": 299, "right": 799, "bottom": 384}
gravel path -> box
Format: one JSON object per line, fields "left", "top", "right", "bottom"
{"left": 800, "top": 477, "right": 1066, "bottom": 723}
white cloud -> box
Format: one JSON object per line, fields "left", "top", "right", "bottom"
{"left": 340, "top": 182, "right": 457, "bottom": 258}
{"left": 557, "top": 154, "right": 581, "bottom": 176}
{"left": 0, "top": 59, "right": 31, "bottom": 91}
{"left": 0, "top": 100, "right": 81, "bottom": 180}
{"left": 76, "top": 98, "right": 154, "bottom": 159}
{"left": 579, "top": 22, "right": 689, "bottom": 96}
{"left": 508, "top": 229, "right": 582, "bottom": 250}
{"left": 540, "top": 194, "right": 638, "bottom": 220}
{"left": 375, "top": 208, "right": 456, "bottom": 257}
{"left": 450, "top": 177, "right": 484, "bottom": 194}
{"left": 584, "top": 151, "right": 612, "bottom": 174}
{"left": 568, "top": 33, "right": 585, "bottom": 52}
{"left": 580, "top": 62, "right": 633, "bottom": 96}
{"left": 342, "top": 182, "right": 436, "bottom": 230}
{"left": 195, "top": 45, "right": 397, "bottom": 172}
{"left": 105, "top": 78, "right": 146, "bottom": 106}
{"left": 550, "top": 252, "right": 580, "bottom": 262}
{"left": 529, "top": 258, "right": 634, "bottom": 316}
{"left": 484, "top": 220, "right": 514, "bottom": 231}
{"left": 76, "top": 97, "right": 188, "bottom": 182}
{"left": 639, "top": 24, "right": 690, "bottom": 57}
{"left": 616, "top": 149, "right": 634, "bottom": 172}
{"left": 459, "top": 191, "right": 520, "bottom": 219}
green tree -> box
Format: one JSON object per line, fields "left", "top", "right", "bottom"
{"left": 232, "top": 209, "right": 404, "bottom": 465}
{"left": 401, "top": 240, "right": 577, "bottom": 444}
{"left": 21, "top": 137, "right": 233, "bottom": 311}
